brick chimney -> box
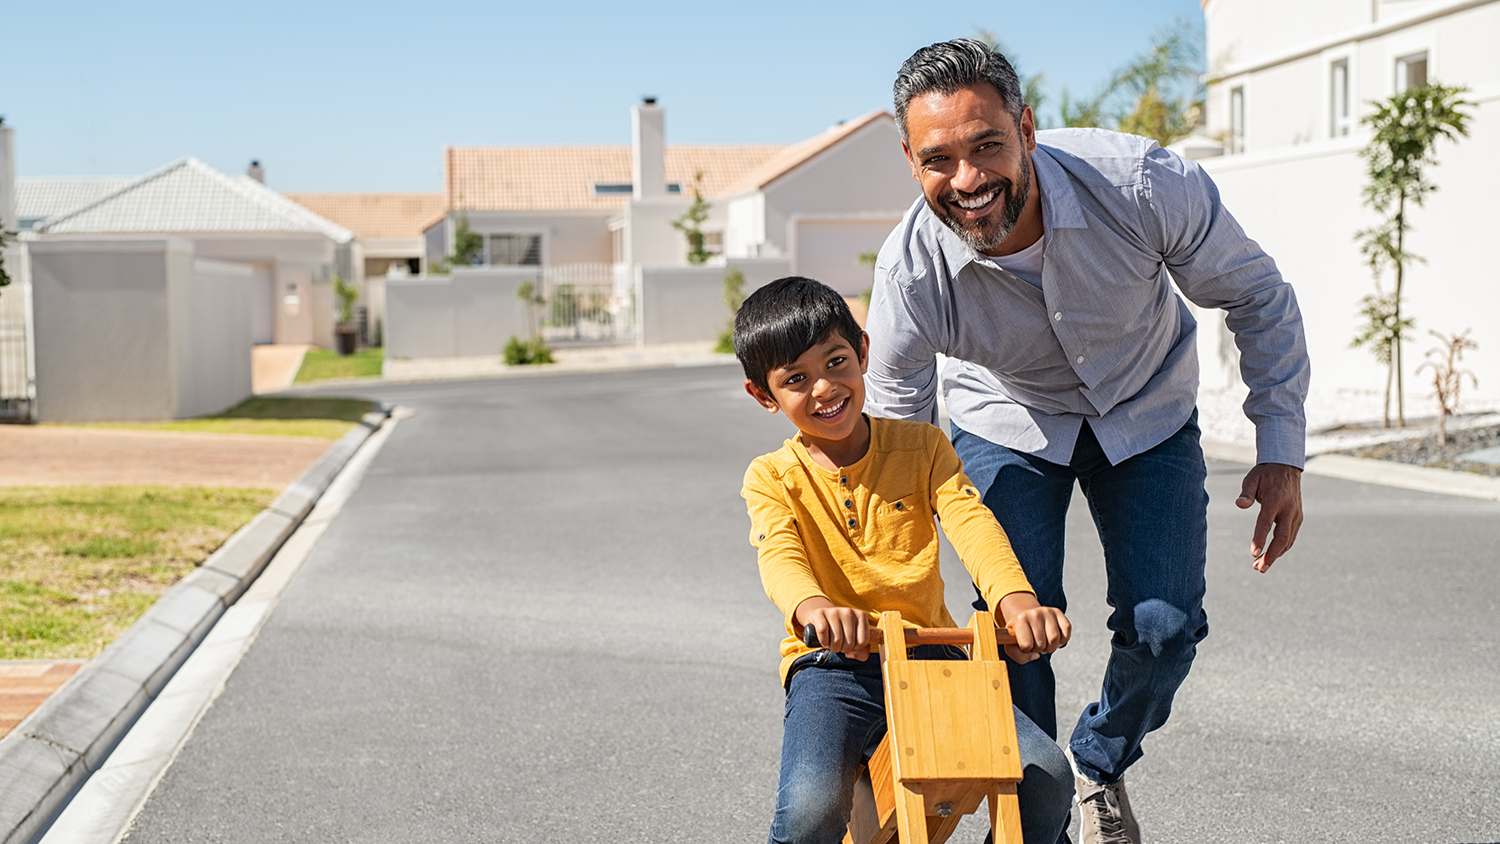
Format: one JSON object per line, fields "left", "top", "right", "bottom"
{"left": 632, "top": 97, "right": 665, "bottom": 200}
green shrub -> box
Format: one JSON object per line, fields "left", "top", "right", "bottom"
{"left": 503, "top": 336, "right": 555, "bottom": 366}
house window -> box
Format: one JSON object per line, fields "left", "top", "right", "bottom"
{"left": 1396, "top": 52, "right": 1428, "bottom": 92}
{"left": 594, "top": 183, "right": 633, "bottom": 195}
{"left": 666, "top": 183, "right": 683, "bottom": 194}
{"left": 704, "top": 231, "right": 723, "bottom": 256}
{"left": 1229, "top": 86, "right": 1246, "bottom": 153}
{"left": 1330, "top": 59, "right": 1351, "bottom": 137}
{"left": 488, "top": 234, "right": 541, "bottom": 266}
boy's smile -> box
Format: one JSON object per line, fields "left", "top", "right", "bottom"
{"left": 745, "top": 332, "right": 872, "bottom": 470}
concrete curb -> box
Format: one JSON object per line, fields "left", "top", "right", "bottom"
{"left": 0, "top": 409, "right": 392, "bottom": 844}
{"left": 1202, "top": 438, "right": 1500, "bottom": 501}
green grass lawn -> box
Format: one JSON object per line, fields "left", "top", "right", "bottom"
{"left": 0, "top": 486, "right": 275, "bottom": 659}
{"left": 294, "top": 347, "right": 383, "bottom": 383}
{"left": 57, "top": 396, "right": 379, "bottom": 439}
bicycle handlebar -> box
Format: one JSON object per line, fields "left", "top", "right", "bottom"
{"left": 802, "top": 623, "right": 1018, "bottom": 650}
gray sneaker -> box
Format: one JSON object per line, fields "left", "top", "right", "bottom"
{"left": 1065, "top": 747, "right": 1141, "bottom": 844}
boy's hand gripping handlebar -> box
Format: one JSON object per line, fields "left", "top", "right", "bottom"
{"left": 801, "top": 622, "right": 1018, "bottom": 650}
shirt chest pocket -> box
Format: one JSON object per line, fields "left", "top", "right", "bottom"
{"left": 864, "top": 490, "right": 932, "bottom": 559}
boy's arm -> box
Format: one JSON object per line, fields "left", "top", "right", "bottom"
{"left": 927, "top": 434, "right": 1071, "bottom": 661}
{"left": 743, "top": 462, "right": 833, "bottom": 635}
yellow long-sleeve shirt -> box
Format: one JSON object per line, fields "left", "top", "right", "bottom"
{"left": 742, "top": 416, "right": 1034, "bottom": 685}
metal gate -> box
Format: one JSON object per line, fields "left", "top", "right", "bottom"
{"left": 536, "top": 262, "right": 637, "bottom": 345}
{"left": 0, "top": 242, "right": 34, "bottom": 421}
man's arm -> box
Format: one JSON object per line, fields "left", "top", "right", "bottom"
{"left": 864, "top": 261, "right": 942, "bottom": 424}
{"left": 1142, "top": 146, "right": 1311, "bottom": 570}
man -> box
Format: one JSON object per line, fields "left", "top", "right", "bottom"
{"left": 865, "top": 40, "right": 1309, "bottom": 844}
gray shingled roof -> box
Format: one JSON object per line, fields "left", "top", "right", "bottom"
{"left": 35, "top": 158, "right": 353, "bottom": 243}
{"left": 16, "top": 177, "right": 135, "bottom": 229}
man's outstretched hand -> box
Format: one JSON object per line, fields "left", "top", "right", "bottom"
{"left": 1236, "top": 462, "right": 1303, "bottom": 573}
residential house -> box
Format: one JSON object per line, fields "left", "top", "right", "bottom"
{"left": 285, "top": 191, "right": 445, "bottom": 344}
{"left": 33, "top": 156, "right": 354, "bottom": 348}
{"left": 1193, "top": 0, "right": 1499, "bottom": 413}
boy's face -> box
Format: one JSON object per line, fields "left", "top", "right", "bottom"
{"left": 745, "top": 331, "right": 870, "bottom": 446}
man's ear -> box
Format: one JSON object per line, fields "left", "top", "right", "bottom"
{"left": 856, "top": 332, "right": 871, "bottom": 375}
{"left": 1019, "top": 105, "right": 1037, "bottom": 154}
{"left": 902, "top": 141, "right": 920, "bottom": 182}
{"left": 745, "top": 379, "right": 779, "bottom": 413}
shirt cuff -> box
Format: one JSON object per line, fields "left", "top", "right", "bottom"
{"left": 1254, "top": 419, "right": 1307, "bottom": 469}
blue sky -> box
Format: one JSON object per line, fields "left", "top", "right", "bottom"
{"left": 2, "top": 0, "right": 1205, "bottom": 193}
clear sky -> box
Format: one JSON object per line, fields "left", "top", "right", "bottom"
{"left": 1, "top": 0, "right": 1205, "bottom": 193}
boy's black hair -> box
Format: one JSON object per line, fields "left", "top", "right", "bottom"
{"left": 734, "top": 276, "right": 864, "bottom": 393}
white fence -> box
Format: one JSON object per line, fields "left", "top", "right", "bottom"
{"left": 0, "top": 242, "right": 34, "bottom": 420}
{"left": 384, "top": 258, "right": 793, "bottom": 360}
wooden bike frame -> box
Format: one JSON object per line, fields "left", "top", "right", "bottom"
{"left": 840, "top": 611, "right": 1024, "bottom": 844}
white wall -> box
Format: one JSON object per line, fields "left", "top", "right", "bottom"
{"left": 637, "top": 258, "right": 791, "bottom": 345}
{"left": 759, "top": 119, "right": 917, "bottom": 256}
{"left": 1201, "top": 96, "right": 1500, "bottom": 411}
{"left": 626, "top": 196, "right": 694, "bottom": 267}
{"left": 789, "top": 216, "right": 902, "bottom": 297}
{"left": 384, "top": 267, "right": 534, "bottom": 359}
{"left": 171, "top": 258, "right": 253, "bottom": 418}
{"left": 29, "top": 238, "right": 252, "bottom": 422}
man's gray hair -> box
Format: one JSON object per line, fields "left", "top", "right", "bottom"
{"left": 893, "top": 39, "right": 1025, "bottom": 142}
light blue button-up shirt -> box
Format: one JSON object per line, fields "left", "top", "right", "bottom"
{"left": 865, "top": 128, "right": 1310, "bottom": 468}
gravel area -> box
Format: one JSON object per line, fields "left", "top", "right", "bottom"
{"left": 1197, "top": 383, "right": 1500, "bottom": 474}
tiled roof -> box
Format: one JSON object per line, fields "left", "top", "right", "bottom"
{"left": 16, "top": 177, "right": 135, "bottom": 227}
{"left": 444, "top": 144, "right": 786, "bottom": 211}
{"left": 720, "top": 111, "right": 895, "bottom": 197}
{"left": 284, "top": 193, "right": 445, "bottom": 240}
{"left": 36, "top": 158, "right": 353, "bottom": 243}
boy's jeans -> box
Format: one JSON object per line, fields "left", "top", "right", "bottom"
{"left": 952, "top": 412, "right": 1210, "bottom": 785}
{"left": 767, "top": 647, "right": 1074, "bottom": 844}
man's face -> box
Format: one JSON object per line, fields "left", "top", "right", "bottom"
{"left": 902, "top": 84, "right": 1038, "bottom": 255}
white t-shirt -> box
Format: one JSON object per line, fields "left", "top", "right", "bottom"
{"left": 991, "top": 233, "right": 1046, "bottom": 288}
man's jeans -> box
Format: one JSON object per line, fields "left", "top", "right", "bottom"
{"left": 767, "top": 647, "right": 1074, "bottom": 844}
{"left": 953, "top": 413, "right": 1209, "bottom": 785}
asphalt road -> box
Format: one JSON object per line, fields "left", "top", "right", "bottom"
{"left": 123, "top": 364, "right": 1500, "bottom": 844}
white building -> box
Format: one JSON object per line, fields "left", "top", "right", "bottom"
{"left": 1195, "top": 0, "right": 1500, "bottom": 422}
{"left": 32, "top": 157, "right": 354, "bottom": 349}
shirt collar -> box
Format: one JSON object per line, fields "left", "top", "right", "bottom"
{"left": 925, "top": 143, "right": 1087, "bottom": 275}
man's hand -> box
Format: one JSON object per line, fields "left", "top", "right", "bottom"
{"left": 1236, "top": 462, "right": 1303, "bottom": 573}
{"left": 794, "top": 597, "right": 872, "bottom": 661}
{"left": 997, "top": 592, "right": 1071, "bottom": 664}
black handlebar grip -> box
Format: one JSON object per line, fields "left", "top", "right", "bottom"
{"left": 802, "top": 623, "right": 821, "bottom": 649}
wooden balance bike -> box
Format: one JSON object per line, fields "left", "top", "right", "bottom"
{"left": 804, "top": 610, "right": 1025, "bottom": 844}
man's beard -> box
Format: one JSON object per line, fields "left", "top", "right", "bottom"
{"left": 930, "top": 153, "right": 1032, "bottom": 253}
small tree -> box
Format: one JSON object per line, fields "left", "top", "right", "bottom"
{"left": 715, "top": 267, "right": 745, "bottom": 354}
{"left": 333, "top": 273, "right": 358, "bottom": 328}
{"left": 504, "top": 279, "right": 554, "bottom": 365}
{"left": 1353, "top": 82, "right": 1472, "bottom": 426}
{"left": 671, "top": 171, "right": 711, "bottom": 265}
{"left": 1056, "top": 18, "right": 1203, "bottom": 146}
{"left": 1416, "top": 329, "right": 1478, "bottom": 446}
{"left": 1349, "top": 291, "right": 1414, "bottom": 428}
{"left": 448, "top": 215, "right": 484, "bottom": 268}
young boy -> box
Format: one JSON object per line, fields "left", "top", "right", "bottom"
{"left": 735, "top": 277, "right": 1076, "bottom": 844}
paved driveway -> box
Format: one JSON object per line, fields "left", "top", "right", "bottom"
{"left": 122, "top": 364, "right": 1500, "bottom": 843}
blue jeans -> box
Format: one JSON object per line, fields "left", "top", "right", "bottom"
{"left": 952, "top": 414, "right": 1209, "bottom": 785}
{"left": 767, "top": 647, "right": 1074, "bottom": 844}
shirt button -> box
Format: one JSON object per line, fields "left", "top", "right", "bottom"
{"left": 894, "top": 502, "right": 904, "bottom": 510}
{"left": 844, "top": 499, "right": 853, "bottom": 508}
{"left": 1075, "top": 355, "right": 1085, "bottom": 364}
{"left": 847, "top": 518, "right": 857, "bottom": 528}
{"left": 1053, "top": 312, "right": 1062, "bottom": 321}
{"left": 840, "top": 477, "right": 848, "bottom": 485}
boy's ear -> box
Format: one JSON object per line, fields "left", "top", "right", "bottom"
{"left": 857, "top": 332, "right": 871, "bottom": 375}
{"left": 744, "top": 379, "right": 780, "bottom": 413}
